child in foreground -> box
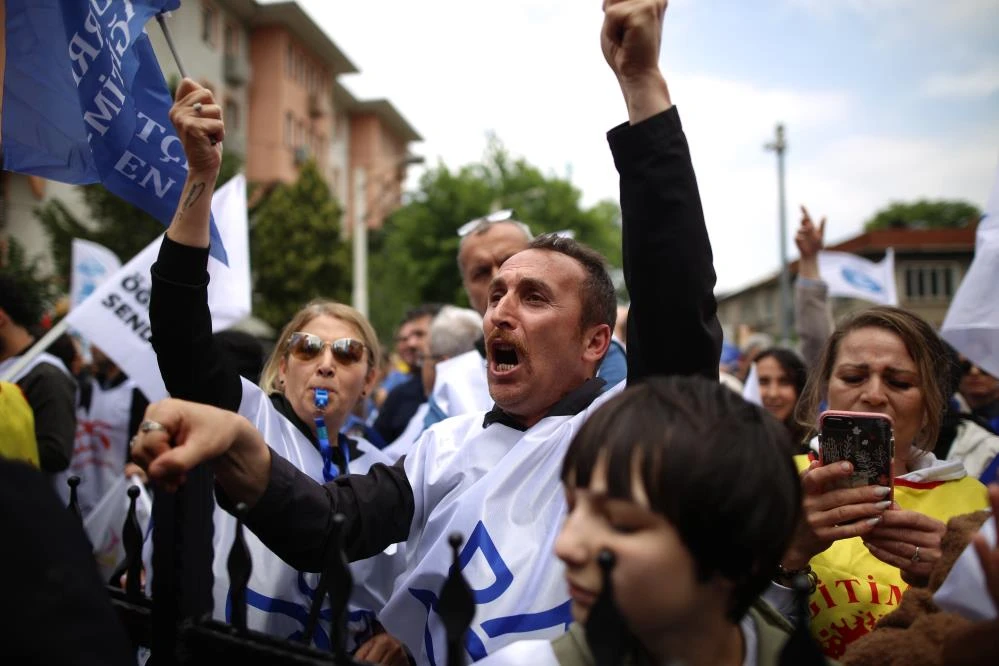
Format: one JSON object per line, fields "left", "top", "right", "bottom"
{"left": 481, "top": 376, "right": 836, "bottom": 665}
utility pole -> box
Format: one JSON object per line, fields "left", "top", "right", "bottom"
{"left": 352, "top": 167, "right": 369, "bottom": 318}
{"left": 351, "top": 155, "right": 424, "bottom": 318}
{"left": 764, "top": 123, "right": 791, "bottom": 344}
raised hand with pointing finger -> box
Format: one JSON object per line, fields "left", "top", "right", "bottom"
{"left": 796, "top": 205, "right": 826, "bottom": 280}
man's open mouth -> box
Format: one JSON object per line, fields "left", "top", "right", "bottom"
{"left": 491, "top": 341, "right": 521, "bottom": 372}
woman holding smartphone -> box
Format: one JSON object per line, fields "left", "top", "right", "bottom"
{"left": 765, "top": 306, "right": 989, "bottom": 659}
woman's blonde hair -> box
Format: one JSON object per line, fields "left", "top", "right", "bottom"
{"left": 795, "top": 306, "right": 950, "bottom": 452}
{"left": 259, "top": 299, "right": 381, "bottom": 395}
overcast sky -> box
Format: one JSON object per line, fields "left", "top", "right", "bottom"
{"left": 275, "top": 0, "right": 999, "bottom": 293}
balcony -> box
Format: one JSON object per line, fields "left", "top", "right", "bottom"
{"left": 223, "top": 54, "right": 249, "bottom": 86}
{"left": 308, "top": 92, "right": 330, "bottom": 118}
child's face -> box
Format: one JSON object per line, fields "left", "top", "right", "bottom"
{"left": 554, "top": 456, "right": 710, "bottom": 644}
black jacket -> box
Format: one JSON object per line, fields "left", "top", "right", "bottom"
{"left": 0, "top": 460, "right": 134, "bottom": 665}
{"left": 165, "top": 106, "right": 721, "bottom": 569}
{"left": 16, "top": 358, "right": 77, "bottom": 473}
{"left": 373, "top": 373, "right": 425, "bottom": 443}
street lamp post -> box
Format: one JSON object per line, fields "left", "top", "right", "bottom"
{"left": 352, "top": 166, "right": 370, "bottom": 318}
{"left": 764, "top": 123, "right": 790, "bottom": 344}
{"left": 351, "top": 154, "right": 424, "bottom": 318}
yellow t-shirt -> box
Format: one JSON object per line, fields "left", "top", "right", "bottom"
{"left": 793, "top": 455, "right": 988, "bottom": 658}
{"left": 0, "top": 381, "right": 39, "bottom": 467}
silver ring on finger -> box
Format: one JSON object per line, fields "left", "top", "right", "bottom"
{"left": 140, "top": 420, "right": 167, "bottom": 434}
{"left": 911, "top": 545, "right": 921, "bottom": 563}
{"left": 193, "top": 101, "right": 203, "bottom": 115}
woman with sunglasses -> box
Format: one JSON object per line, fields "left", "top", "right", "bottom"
{"left": 148, "top": 78, "right": 402, "bottom": 661}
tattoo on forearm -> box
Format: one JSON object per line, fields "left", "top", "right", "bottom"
{"left": 183, "top": 182, "right": 206, "bottom": 210}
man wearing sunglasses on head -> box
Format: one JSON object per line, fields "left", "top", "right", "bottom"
{"left": 135, "top": 1, "right": 720, "bottom": 662}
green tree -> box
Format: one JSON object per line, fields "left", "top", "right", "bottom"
{"left": 863, "top": 199, "right": 981, "bottom": 231}
{"left": 368, "top": 138, "right": 621, "bottom": 341}
{"left": 35, "top": 150, "right": 243, "bottom": 285}
{"left": 0, "top": 237, "right": 59, "bottom": 324}
{"left": 251, "top": 159, "right": 350, "bottom": 329}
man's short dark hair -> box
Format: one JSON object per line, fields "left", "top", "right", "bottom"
{"left": 562, "top": 375, "right": 801, "bottom": 622}
{"left": 0, "top": 273, "right": 43, "bottom": 328}
{"left": 401, "top": 303, "right": 444, "bottom": 326}
{"left": 527, "top": 234, "right": 616, "bottom": 333}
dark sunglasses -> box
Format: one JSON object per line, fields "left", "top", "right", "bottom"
{"left": 287, "top": 332, "right": 367, "bottom": 365}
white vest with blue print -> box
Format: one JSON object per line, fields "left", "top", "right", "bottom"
{"left": 366, "top": 381, "right": 625, "bottom": 665}
{"left": 210, "top": 378, "right": 393, "bottom": 651}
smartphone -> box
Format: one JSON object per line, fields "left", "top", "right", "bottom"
{"left": 818, "top": 410, "right": 894, "bottom": 491}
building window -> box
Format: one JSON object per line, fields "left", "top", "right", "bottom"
{"left": 224, "top": 23, "right": 239, "bottom": 56}
{"left": 286, "top": 42, "right": 293, "bottom": 78}
{"left": 284, "top": 112, "right": 293, "bottom": 148}
{"left": 225, "top": 98, "right": 240, "bottom": 131}
{"left": 201, "top": 3, "right": 217, "bottom": 47}
{"left": 904, "top": 263, "right": 957, "bottom": 301}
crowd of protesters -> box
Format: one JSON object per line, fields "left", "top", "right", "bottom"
{"left": 1, "top": 1, "right": 997, "bottom": 665}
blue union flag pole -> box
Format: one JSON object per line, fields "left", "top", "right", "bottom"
{"left": 2, "top": 0, "right": 228, "bottom": 264}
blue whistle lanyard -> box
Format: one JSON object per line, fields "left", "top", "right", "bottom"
{"left": 315, "top": 414, "right": 351, "bottom": 480}
{"left": 313, "top": 388, "right": 350, "bottom": 481}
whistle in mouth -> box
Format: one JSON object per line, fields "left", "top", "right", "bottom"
{"left": 314, "top": 388, "right": 329, "bottom": 409}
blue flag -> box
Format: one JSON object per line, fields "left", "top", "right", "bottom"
{"left": 3, "top": 0, "right": 228, "bottom": 264}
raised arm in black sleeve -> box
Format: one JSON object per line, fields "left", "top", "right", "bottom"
{"left": 217, "top": 455, "right": 415, "bottom": 570}
{"left": 149, "top": 236, "right": 242, "bottom": 411}
{"left": 127, "top": 387, "right": 150, "bottom": 464}
{"left": 609, "top": 106, "right": 722, "bottom": 384}
{"left": 18, "top": 364, "right": 76, "bottom": 473}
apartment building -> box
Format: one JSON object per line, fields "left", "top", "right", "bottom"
{"left": 1, "top": 0, "right": 421, "bottom": 271}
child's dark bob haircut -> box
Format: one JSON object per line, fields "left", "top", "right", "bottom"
{"left": 561, "top": 375, "right": 802, "bottom": 622}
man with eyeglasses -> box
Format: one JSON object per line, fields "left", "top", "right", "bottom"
{"left": 133, "top": 1, "right": 721, "bottom": 662}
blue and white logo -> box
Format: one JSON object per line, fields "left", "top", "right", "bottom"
{"left": 76, "top": 257, "right": 109, "bottom": 302}
{"left": 841, "top": 266, "right": 884, "bottom": 294}
{"left": 409, "top": 521, "right": 571, "bottom": 664}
